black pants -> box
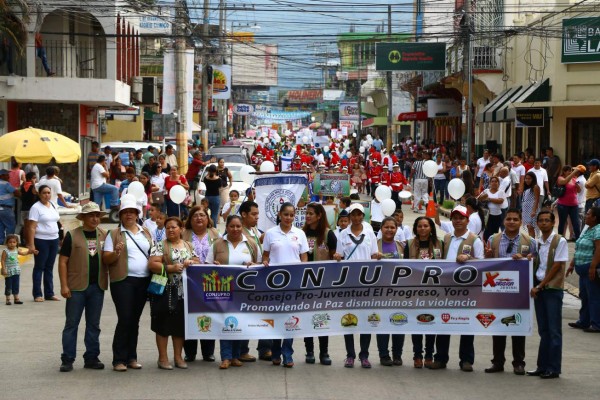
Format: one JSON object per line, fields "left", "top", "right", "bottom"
{"left": 491, "top": 335, "right": 526, "bottom": 367}
{"left": 184, "top": 339, "right": 215, "bottom": 359}
{"left": 434, "top": 335, "right": 474, "bottom": 366}
{"left": 110, "top": 276, "right": 150, "bottom": 366}
{"left": 304, "top": 336, "right": 329, "bottom": 355}
{"left": 391, "top": 190, "right": 401, "bottom": 210}
{"left": 344, "top": 334, "right": 371, "bottom": 359}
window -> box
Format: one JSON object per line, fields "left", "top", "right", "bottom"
{"left": 569, "top": 118, "right": 600, "bottom": 165}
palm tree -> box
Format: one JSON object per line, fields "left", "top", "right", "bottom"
{"left": 0, "top": 0, "right": 30, "bottom": 54}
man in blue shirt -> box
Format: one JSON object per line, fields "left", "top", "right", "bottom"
{"left": 372, "top": 135, "right": 383, "bottom": 152}
{"left": 0, "top": 169, "right": 20, "bottom": 244}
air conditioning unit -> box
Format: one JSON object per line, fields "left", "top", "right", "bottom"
{"left": 131, "top": 76, "right": 159, "bottom": 105}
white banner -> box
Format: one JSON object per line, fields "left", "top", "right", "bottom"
{"left": 254, "top": 174, "right": 308, "bottom": 232}
{"left": 280, "top": 156, "right": 293, "bottom": 172}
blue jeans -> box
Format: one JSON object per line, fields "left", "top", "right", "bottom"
{"left": 557, "top": 204, "right": 581, "bottom": 239}
{"left": 220, "top": 340, "right": 242, "bottom": 360}
{"left": 0, "top": 207, "right": 16, "bottom": 245}
{"left": 92, "top": 183, "right": 119, "bottom": 208}
{"left": 271, "top": 339, "right": 294, "bottom": 363}
{"left": 61, "top": 283, "right": 105, "bottom": 363}
{"left": 376, "top": 334, "right": 405, "bottom": 358}
{"left": 411, "top": 334, "right": 435, "bottom": 360}
{"left": 36, "top": 47, "right": 51, "bottom": 75}
{"left": 344, "top": 334, "right": 371, "bottom": 359}
{"left": 434, "top": 179, "right": 447, "bottom": 204}
{"left": 32, "top": 238, "right": 59, "bottom": 299}
{"left": 206, "top": 195, "right": 220, "bottom": 227}
{"left": 534, "top": 289, "right": 563, "bottom": 374}
{"left": 5, "top": 275, "right": 20, "bottom": 296}
{"left": 575, "top": 263, "right": 600, "bottom": 330}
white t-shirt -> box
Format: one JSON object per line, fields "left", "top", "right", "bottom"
{"left": 90, "top": 163, "right": 107, "bottom": 190}
{"left": 513, "top": 164, "right": 526, "bottom": 183}
{"left": 476, "top": 157, "right": 489, "bottom": 178}
{"left": 399, "top": 225, "right": 413, "bottom": 241}
{"left": 28, "top": 201, "right": 60, "bottom": 240}
{"left": 576, "top": 175, "right": 587, "bottom": 208}
{"left": 530, "top": 167, "right": 549, "bottom": 196}
{"left": 434, "top": 162, "right": 445, "bottom": 180}
{"left": 151, "top": 172, "right": 169, "bottom": 192}
{"left": 36, "top": 176, "right": 63, "bottom": 206}
{"left": 484, "top": 189, "right": 506, "bottom": 215}
{"left": 500, "top": 176, "right": 512, "bottom": 208}
{"left": 336, "top": 226, "right": 378, "bottom": 260}
{"left": 468, "top": 213, "right": 483, "bottom": 237}
{"left": 439, "top": 221, "right": 454, "bottom": 235}
{"left": 262, "top": 225, "right": 309, "bottom": 264}
{"left": 445, "top": 231, "right": 484, "bottom": 261}
{"left": 206, "top": 235, "right": 254, "bottom": 265}
{"left": 104, "top": 226, "right": 151, "bottom": 277}
{"left": 536, "top": 233, "right": 569, "bottom": 282}
{"left": 143, "top": 219, "right": 158, "bottom": 241}
{"left": 371, "top": 200, "right": 384, "bottom": 223}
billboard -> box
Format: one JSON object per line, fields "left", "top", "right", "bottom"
{"left": 339, "top": 102, "right": 359, "bottom": 121}
{"left": 232, "top": 43, "right": 278, "bottom": 86}
{"left": 376, "top": 42, "right": 446, "bottom": 71}
{"left": 562, "top": 17, "right": 600, "bottom": 63}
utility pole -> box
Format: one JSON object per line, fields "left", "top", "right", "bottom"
{"left": 175, "top": 0, "right": 189, "bottom": 173}
{"left": 217, "top": 0, "right": 226, "bottom": 142}
{"left": 201, "top": 0, "right": 210, "bottom": 147}
{"left": 465, "top": 7, "right": 473, "bottom": 164}
{"left": 386, "top": 4, "right": 393, "bottom": 151}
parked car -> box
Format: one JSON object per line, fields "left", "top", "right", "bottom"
{"left": 193, "top": 162, "right": 252, "bottom": 204}
{"left": 100, "top": 141, "right": 176, "bottom": 154}
{"left": 208, "top": 145, "right": 250, "bottom": 164}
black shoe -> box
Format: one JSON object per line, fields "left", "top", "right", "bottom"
{"left": 319, "top": 354, "right": 332, "bottom": 365}
{"left": 84, "top": 359, "right": 105, "bottom": 370}
{"left": 568, "top": 322, "right": 587, "bottom": 329}
{"left": 484, "top": 364, "right": 504, "bottom": 373}
{"left": 583, "top": 327, "right": 600, "bottom": 333}
{"left": 540, "top": 372, "right": 560, "bottom": 379}
{"left": 60, "top": 361, "right": 73, "bottom": 372}
{"left": 202, "top": 355, "right": 215, "bottom": 362}
{"left": 184, "top": 355, "right": 196, "bottom": 362}
{"left": 526, "top": 369, "right": 543, "bottom": 376}
{"left": 513, "top": 365, "right": 525, "bottom": 375}
{"left": 305, "top": 351, "right": 316, "bottom": 364}
{"left": 392, "top": 356, "right": 403, "bottom": 366}
{"left": 380, "top": 356, "right": 393, "bottom": 366}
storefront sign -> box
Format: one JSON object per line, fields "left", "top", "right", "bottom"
{"left": 339, "top": 102, "right": 360, "bottom": 121}
{"left": 397, "top": 110, "right": 428, "bottom": 121}
{"left": 183, "top": 259, "right": 533, "bottom": 339}
{"left": 563, "top": 18, "right": 600, "bottom": 63}
{"left": 427, "top": 99, "right": 461, "bottom": 118}
{"left": 234, "top": 104, "right": 254, "bottom": 115}
{"left": 515, "top": 108, "right": 545, "bottom": 128}
{"left": 376, "top": 43, "right": 446, "bottom": 71}
{"left": 287, "top": 90, "right": 323, "bottom": 103}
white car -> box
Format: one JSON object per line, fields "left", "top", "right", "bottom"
{"left": 194, "top": 162, "right": 253, "bottom": 204}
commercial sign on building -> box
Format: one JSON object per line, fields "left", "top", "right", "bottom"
{"left": 376, "top": 43, "right": 446, "bottom": 71}
{"left": 287, "top": 89, "right": 323, "bottom": 103}
{"left": 339, "top": 102, "right": 359, "bottom": 121}
{"left": 562, "top": 17, "right": 600, "bottom": 63}
{"left": 427, "top": 99, "right": 461, "bottom": 118}
{"left": 515, "top": 108, "right": 545, "bottom": 128}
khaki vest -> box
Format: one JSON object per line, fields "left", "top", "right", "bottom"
{"left": 243, "top": 226, "right": 263, "bottom": 254}
{"left": 67, "top": 227, "right": 108, "bottom": 291}
{"left": 182, "top": 227, "right": 220, "bottom": 244}
{"left": 211, "top": 238, "right": 259, "bottom": 264}
{"left": 443, "top": 232, "right": 478, "bottom": 259}
{"left": 377, "top": 238, "right": 404, "bottom": 259}
{"left": 536, "top": 234, "right": 565, "bottom": 290}
{"left": 107, "top": 227, "right": 152, "bottom": 283}
{"left": 307, "top": 229, "right": 332, "bottom": 261}
{"left": 490, "top": 232, "right": 533, "bottom": 257}
{"left": 407, "top": 239, "right": 444, "bottom": 260}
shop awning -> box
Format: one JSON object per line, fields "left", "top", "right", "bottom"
{"left": 397, "top": 110, "right": 428, "bottom": 121}
{"left": 362, "top": 117, "right": 410, "bottom": 128}
{"left": 192, "top": 122, "right": 202, "bottom": 132}
{"left": 476, "top": 86, "right": 522, "bottom": 123}
{"left": 478, "top": 79, "right": 550, "bottom": 123}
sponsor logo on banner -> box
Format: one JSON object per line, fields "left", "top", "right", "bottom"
{"left": 368, "top": 313, "right": 381, "bottom": 327}
{"left": 482, "top": 271, "right": 519, "bottom": 293}
{"left": 285, "top": 316, "right": 301, "bottom": 331}
{"left": 416, "top": 314, "right": 435, "bottom": 324}
{"left": 441, "top": 313, "right": 470, "bottom": 324}
{"left": 265, "top": 189, "right": 297, "bottom": 226}
{"left": 501, "top": 313, "right": 522, "bottom": 326}
{"left": 223, "top": 316, "right": 242, "bottom": 333}
{"left": 341, "top": 313, "right": 358, "bottom": 327}
{"left": 312, "top": 313, "right": 331, "bottom": 330}
{"left": 262, "top": 319, "right": 275, "bottom": 327}
{"left": 203, "top": 270, "right": 234, "bottom": 302}
{"left": 248, "top": 320, "right": 273, "bottom": 328}
{"left": 196, "top": 315, "right": 212, "bottom": 332}
{"left": 389, "top": 312, "right": 408, "bottom": 326}
{"left": 476, "top": 313, "right": 496, "bottom": 328}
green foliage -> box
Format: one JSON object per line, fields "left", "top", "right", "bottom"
{"left": 442, "top": 200, "right": 455, "bottom": 209}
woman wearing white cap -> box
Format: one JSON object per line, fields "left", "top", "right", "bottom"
{"left": 333, "top": 203, "right": 378, "bottom": 369}
{"left": 103, "top": 198, "right": 153, "bottom": 372}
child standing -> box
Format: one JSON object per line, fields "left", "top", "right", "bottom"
{"left": 143, "top": 203, "right": 160, "bottom": 237}
{"left": 221, "top": 190, "right": 240, "bottom": 220}
{"left": 153, "top": 212, "right": 167, "bottom": 243}
{"left": 2, "top": 234, "right": 30, "bottom": 305}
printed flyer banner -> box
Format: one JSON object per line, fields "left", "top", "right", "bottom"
{"left": 313, "top": 173, "right": 351, "bottom": 196}
{"left": 254, "top": 174, "right": 308, "bottom": 232}
{"left": 183, "top": 259, "right": 533, "bottom": 339}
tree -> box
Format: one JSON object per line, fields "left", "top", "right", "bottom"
{"left": 0, "top": 0, "right": 30, "bottom": 54}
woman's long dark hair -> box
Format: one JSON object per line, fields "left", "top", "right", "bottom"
{"left": 303, "top": 202, "right": 329, "bottom": 247}
{"left": 412, "top": 216, "right": 439, "bottom": 246}
{"left": 465, "top": 196, "right": 486, "bottom": 232}
{"left": 462, "top": 169, "right": 475, "bottom": 197}
{"left": 524, "top": 171, "right": 538, "bottom": 191}
{"left": 276, "top": 202, "right": 295, "bottom": 226}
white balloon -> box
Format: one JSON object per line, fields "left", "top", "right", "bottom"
{"left": 352, "top": 133, "right": 357, "bottom": 138}
{"left": 367, "top": 134, "right": 372, "bottom": 140}
{"left": 346, "top": 151, "right": 352, "bottom": 158}
{"left": 447, "top": 178, "right": 466, "bottom": 200}
{"left": 323, "top": 146, "right": 329, "bottom": 152}
{"left": 260, "top": 161, "right": 275, "bottom": 172}
{"left": 127, "top": 181, "right": 145, "bottom": 200}
{"left": 375, "top": 185, "right": 392, "bottom": 202}
{"left": 263, "top": 137, "right": 270, "bottom": 144}
{"left": 359, "top": 146, "right": 365, "bottom": 153}
{"left": 302, "top": 136, "right": 309, "bottom": 144}
{"left": 169, "top": 185, "right": 187, "bottom": 204}
{"left": 240, "top": 165, "right": 256, "bottom": 185}
{"left": 381, "top": 198, "right": 396, "bottom": 217}
{"left": 367, "top": 138, "right": 373, "bottom": 145}
{"left": 399, "top": 190, "right": 412, "bottom": 200}
{"left": 120, "top": 193, "right": 136, "bottom": 204}
{"left": 422, "top": 160, "right": 438, "bottom": 178}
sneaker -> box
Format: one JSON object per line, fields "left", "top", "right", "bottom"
{"left": 360, "top": 358, "right": 372, "bottom": 369}
{"left": 84, "top": 359, "right": 105, "bottom": 370}
{"left": 344, "top": 357, "right": 355, "bottom": 368}
{"left": 393, "top": 356, "right": 403, "bottom": 366}
{"left": 60, "top": 361, "right": 73, "bottom": 372}
{"left": 380, "top": 356, "right": 393, "bottom": 366}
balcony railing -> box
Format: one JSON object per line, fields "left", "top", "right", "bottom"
{"left": 446, "top": 43, "right": 502, "bottom": 75}
{"left": 473, "top": 46, "right": 499, "bottom": 70}
{"left": 36, "top": 40, "right": 106, "bottom": 79}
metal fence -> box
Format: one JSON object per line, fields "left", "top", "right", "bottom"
{"left": 36, "top": 40, "right": 107, "bottom": 78}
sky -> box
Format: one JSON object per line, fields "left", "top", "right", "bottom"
{"left": 187, "top": 0, "right": 416, "bottom": 89}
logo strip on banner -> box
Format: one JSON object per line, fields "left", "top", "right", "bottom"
{"left": 183, "top": 259, "right": 533, "bottom": 339}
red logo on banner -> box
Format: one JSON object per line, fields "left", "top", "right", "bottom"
{"left": 441, "top": 313, "right": 450, "bottom": 323}
{"left": 476, "top": 313, "right": 496, "bottom": 328}
{"left": 483, "top": 272, "right": 500, "bottom": 287}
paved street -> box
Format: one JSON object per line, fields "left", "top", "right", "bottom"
{"left": 0, "top": 206, "right": 597, "bottom": 400}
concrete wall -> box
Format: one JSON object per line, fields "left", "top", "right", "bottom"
{"left": 103, "top": 116, "right": 144, "bottom": 142}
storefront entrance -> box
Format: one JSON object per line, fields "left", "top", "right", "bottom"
{"left": 568, "top": 118, "right": 600, "bottom": 165}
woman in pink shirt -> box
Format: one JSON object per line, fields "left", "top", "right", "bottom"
{"left": 556, "top": 165, "right": 583, "bottom": 240}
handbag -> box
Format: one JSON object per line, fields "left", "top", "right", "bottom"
{"left": 147, "top": 264, "right": 168, "bottom": 295}
{"left": 551, "top": 184, "right": 566, "bottom": 199}
{"left": 152, "top": 191, "right": 165, "bottom": 205}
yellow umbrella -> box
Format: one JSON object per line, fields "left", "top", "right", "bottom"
{"left": 0, "top": 127, "right": 81, "bottom": 163}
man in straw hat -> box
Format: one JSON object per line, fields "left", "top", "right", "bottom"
{"left": 58, "top": 202, "right": 108, "bottom": 372}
